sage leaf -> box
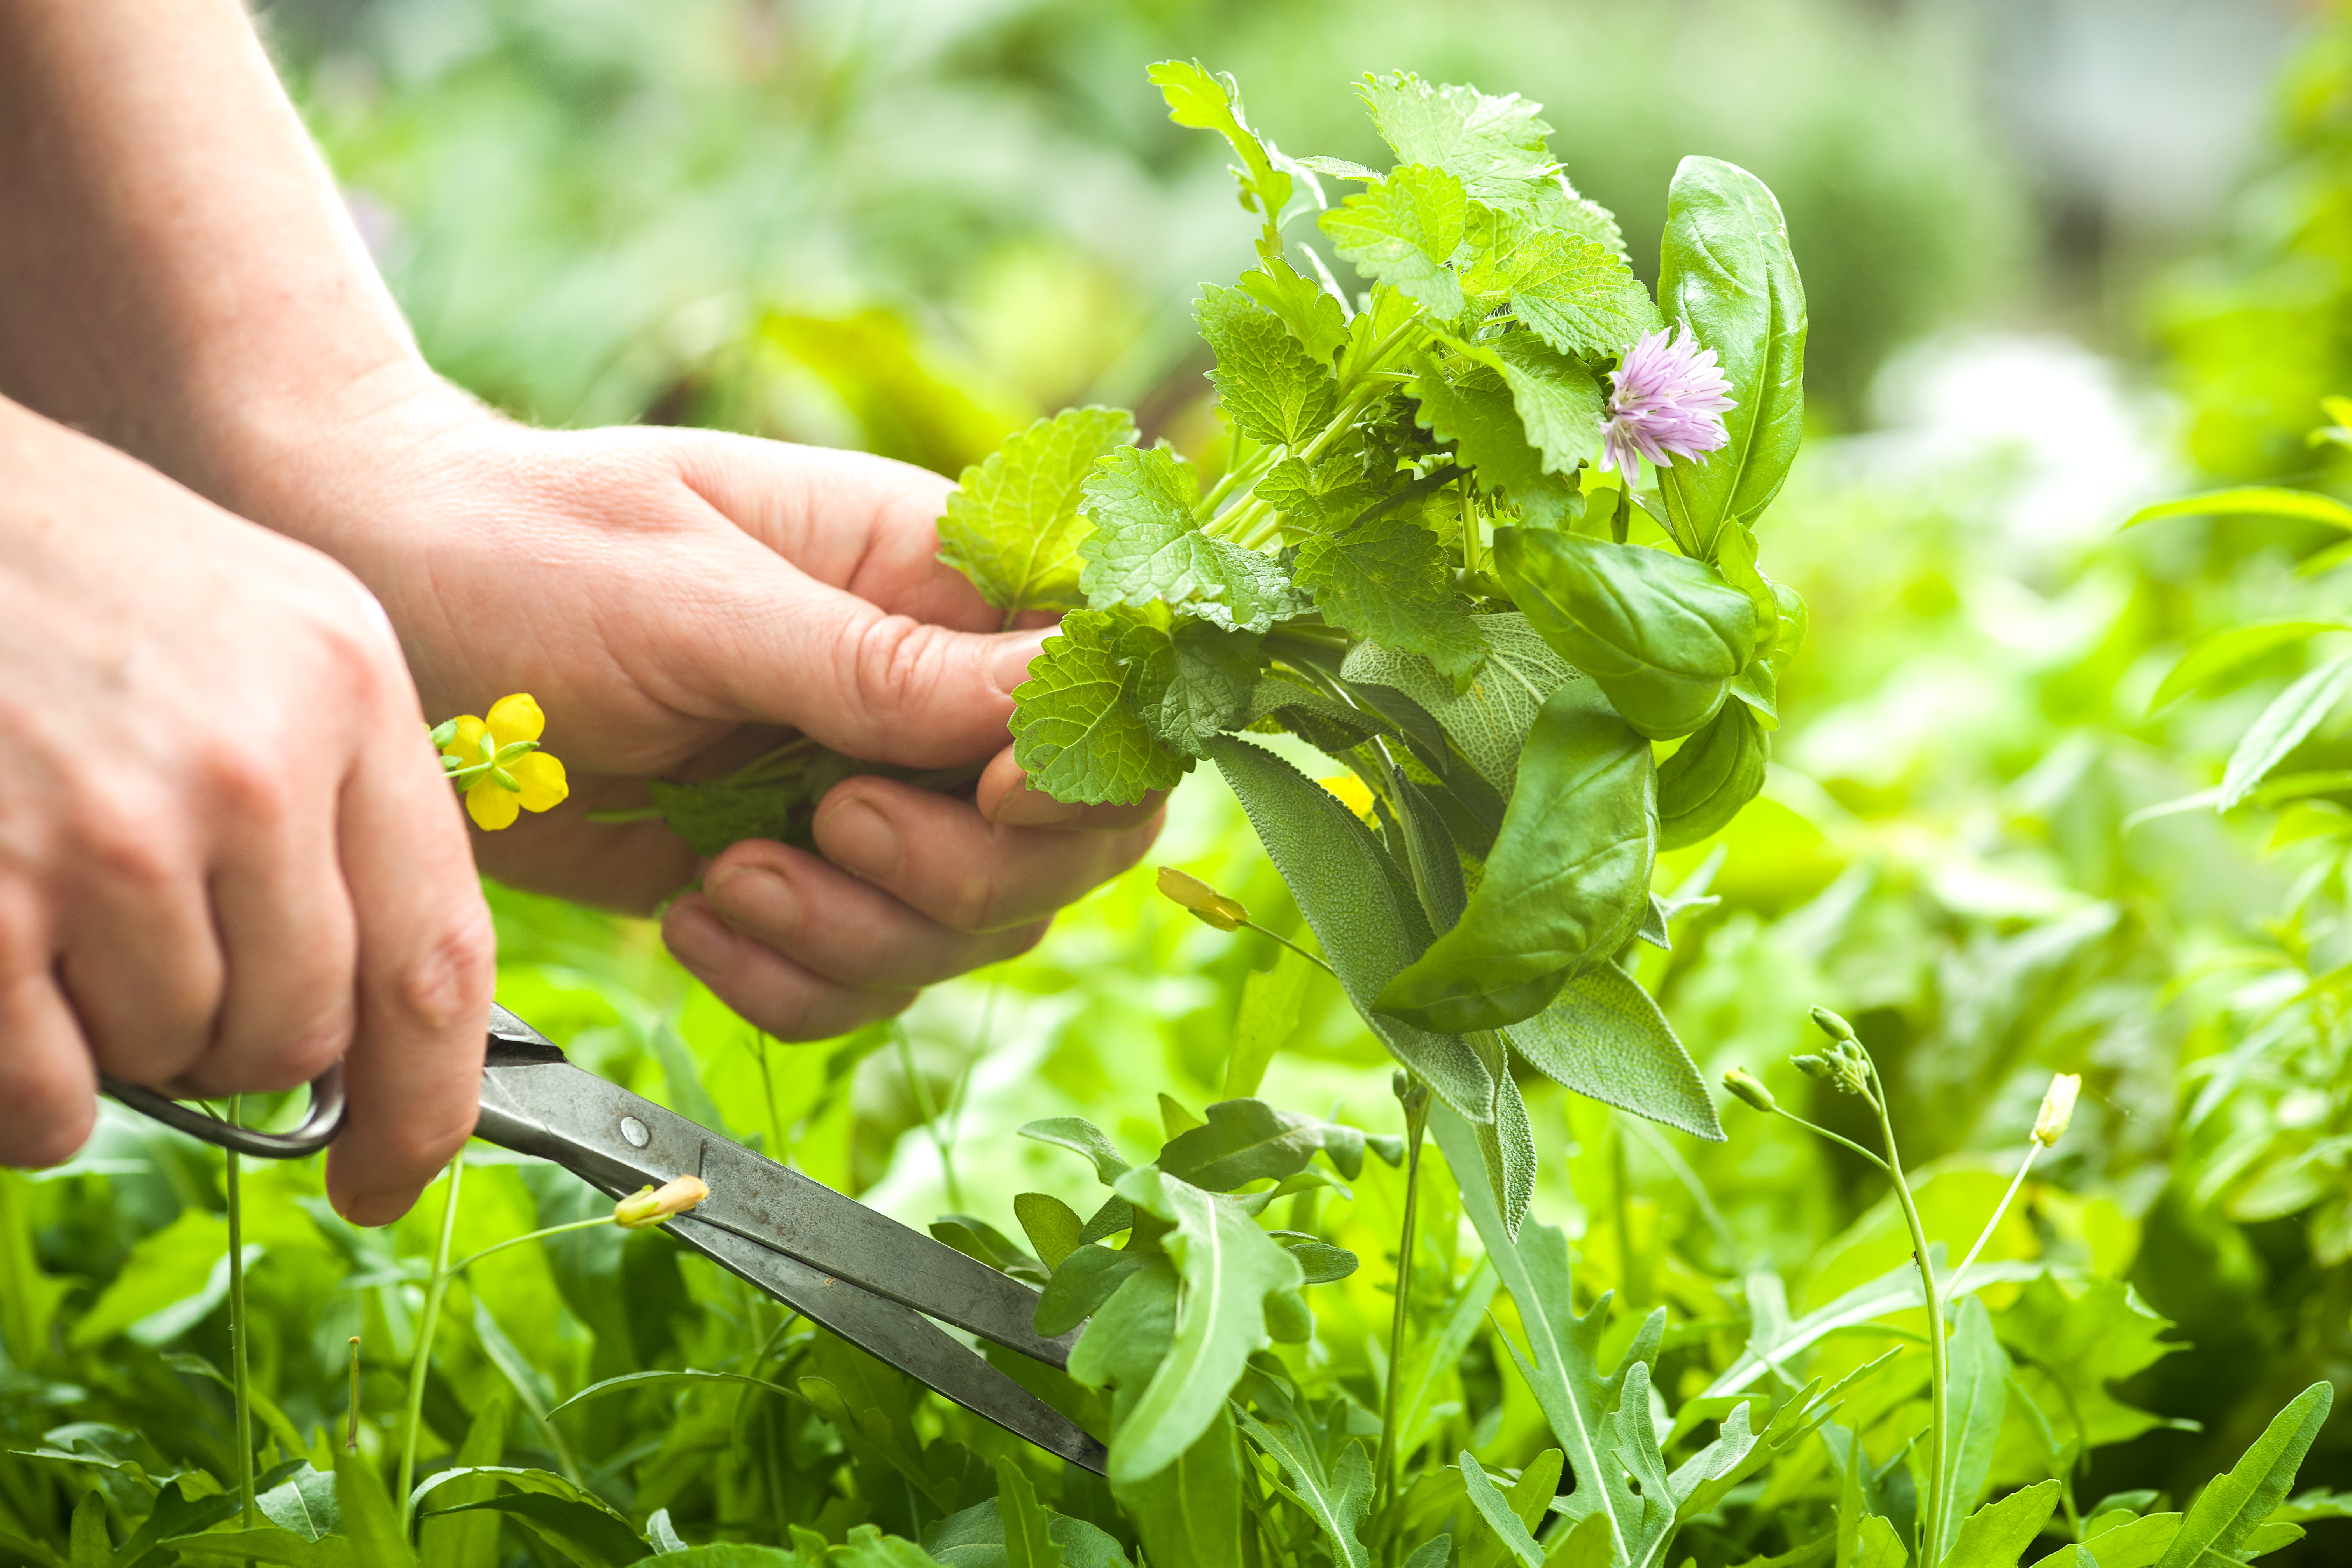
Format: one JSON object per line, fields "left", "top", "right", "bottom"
{"left": 1942, "top": 1478, "right": 2061, "bottom": 1568}
{"left": 1495, "top": 526, "right": 1758, "bottom": 740}
{"left": 1008, "top": 611, "right": 1189, "bottom": 805}
{"left": 1196, "top": 284, "right": 1338, "bottom": 447}
{"left": 1078, "top": 446, "right": 1298, "bottom": 632}
{"left": 1654, "top": 156, "right": 1807, "bottom": 554}
{"left": 1206, "top": 735, "right": 1496, "bottom": 1118}
{"left": 1505, "top": 962, "right": 1721, "bottom": 1139}
{"left": 938, "top": 407, "right": 1137, "bottom": 618}
{"left": 2153, "top": 1381, "right": 2332, "bottom": 1568}
{"left": 1656, "top": 700, "right": 1766, "bottom": 851}
{"left": 1341, "top": 614, "right": 1576, "bottom": 796}
{"left": 2218, "top": 653, "right": 2352, "bottom": 808}
{"left": 1320, "top": 164, "right": 1468, "bottom": 319}
{"left": 1379, "top": 679, "right": 1655, "bottom": 1034}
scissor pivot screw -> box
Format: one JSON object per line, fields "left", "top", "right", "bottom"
{"left": 619, "top": 1115, "right": 650, "bottom": 1148}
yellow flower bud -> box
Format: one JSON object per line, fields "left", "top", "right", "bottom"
{"left": 614, "top": 1175, "right": 710, "bottom": 1229}
{"left": 1156, "top": 866, "right": 1249, "bottom": 932}
{"left": 1722, "top": 1068, "right": 1777, "bottom": 1114}
{"left": 2032, "top": 1073, "right": 2081, "bottom": 1147}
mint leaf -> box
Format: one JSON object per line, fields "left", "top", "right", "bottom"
{"left": 939, "top": 406, "right": 1138, "bottom": 617}
{"left": 1009, "top": 610, "right": 1190, "bottom": 805}
{"left": 1294, "top": 511, "right": 1483, "bottom": 680}
{"left": 1505, "top": 227, "right": 1662, "bottom": 358}
{"left": 1489, "top": 334, "right": 1605, "bottom": 475}
{"left": 1320, "top": 165, "right": 1467, "bottom": 320}
{"left": 1197, "top": 284, "right": 1339, "bottom": 447}
{"left": 1079, "top": 445, "right": 1300, "bottom": 632}
{"left": 1238, "top": 259, "right": 1349, "bottom": 365}
{"left": 1356, "top": 73, "right": 1557, "bottom": 206}
{"left": 1407, "top": 351, "right": 1576, "bottom": 523}
{"left": 1123, "top": 616, "right": 1265, "bottom": 756}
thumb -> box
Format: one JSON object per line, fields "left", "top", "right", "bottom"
{"left": 705, "top": 566, "right": 1050, "bottom": 766}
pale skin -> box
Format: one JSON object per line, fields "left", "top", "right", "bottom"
{"left": 0, "top": 0, "right": 1163, "bottom": 1223}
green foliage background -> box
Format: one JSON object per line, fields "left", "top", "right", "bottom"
{"left": 16, "top": 0, "right": 2352, "bottom": 1564}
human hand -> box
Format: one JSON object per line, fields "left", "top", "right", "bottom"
{"left": 0, "top": 399, "right": 494, "bottom": 1223}
{"left": 231, "top": 378, "right": 1163, "bottom": 1039}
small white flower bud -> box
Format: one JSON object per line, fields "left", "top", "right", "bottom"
{"left": 2032, "top": 1074, "right": 2081, "bottom": 1148}
{"left": 616, "top": 1175, "right": 710, "bottom": 1229}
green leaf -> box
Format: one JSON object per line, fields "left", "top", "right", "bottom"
{"left": 113, "top": 1472, "right": 243, "bottom": 1564}
{"left": 1657, "top": 701, "right": 1766, "bottom": 850}
{"left": 1654, "top": 157, "right": 1807, "bottom": 553}
{"left": 991, "top": 1457, "right": 1063, "bottom": 1568}
{"left": 1060, "top": 1254, "right": 1176, "bottom": 1372}
{"left": 1505, "top": 962, "right": 1720, "bottom": 1139}
{"left": 1995, "top": 1277, "right": 2184, "bottom": 1452}
{"left": 1408, "top": 353, "right": 1577, "bottom": 522}
{"left": 1197, "top": 285, "right": 1339, "bottom": 447}
{"left": 931, "top": 1216, "right": 1046, "bottom": 1285}
{"left": 1013, "top": 1194, "right": 1085, "bottom": 1270}
{"left": 1320, "top": 165, "right": 1468, "bottom": 319}
{"left": 2124, "top": 486, "right": 2352, "bottom": 531}
{"left": 1458, "top": 1452, "right": 1545, "bottom": 1568}
{"left": 1119, "top": 617, "right": 1263, "bottom": 756}
{"left": 1008, "top": 611, "right": 1190, "bottom": 806}
{"left": 2152, "top": 621, "right": 2352, "bottom": 710}
{"left": 1148, "top": 61, "right": 1290, "bottom": 252}
{"left": 1941, "top": 1480, "right": 2060, "bottom": 1568}
{"left": 418, "top": 1395, "right": 506, "bottom": 1568}
{"left": 1357, "top": 74, "right": 1557, "bottom": 205}
{"left": 1294, "top": 510, "right": 1484, "bottom": 679}
{"left": 1931, "top": 1298, "right": 2010, "bottom": 1557}
{"left": 939, "top": 408, "right": 1138, "bottom": 617}
{"left": 1108, "top": 1412, "right": 1246, "bottom": 1568}
{"left": 1020, "top": 1118, "right": 1132, "bottom": 1183}
{"left": 1239, "top": 261, "right": 1349, "bottom": 365}
{"left": 1379, "top": 679, "right": 1656, "bottom": 1034}
{"left": 1496, "top": 527, "right": 1758, "bottom": 740}
{"left": 547, "top": 1368, "right": 805, "bottom": 1419}
{"left": 2152, "top": 1382, "right": 2332, "bottom": 1568}
{"left": 1205, "top": 735, "right": 1496, "bottom": 1119}
{"left": 172, "top": 1529, "right": 357, "bottom": 1567}
{"left": 1428, "top": 1104, "right": 1653, "bottom": 1568}
{"left": 1341, "top": 615, "right": 1576, "bottom": 795}
{"left": 256, "top": 1463, "right": 343, "bottom": 1544}
{"left": 1078, "top": 447, "right": 1298, "bottom": 632}
{"left": 334, "top": 1444, "right": 418, "bottom": 1568}
{"left": 1504, "top": 229, "right": 1662, "bottom": 360}
{"left": 426, "top": 1494, "right": 652, "bottom": 1567}
{"left": 1234, "top": 1411, "right": 1372, "bottom": 1568}
{"left": 1471, "top": 1050, "right": 1539, "bottom": 1237}
{"left": 1489, "top": 334, "right": 1606, "bottom": 474}
{"left": 2219, "top": 653, "right": 2352, "bottom": 809}
{"left": 1158, "top": 1100, "right": 1368, "bottom": 1191}
{"left": 68, "top": 1491, "right": 105, "bottom": 1568}
{"left": 924, "top": 1497, "right": 1132, "bottom": 1568}
{"left": 1101, "top": 1170, "right": 1305, "bottom": 1482}
{"left": 1853, "top": 1515, "right": 1909, "bottom": 1568}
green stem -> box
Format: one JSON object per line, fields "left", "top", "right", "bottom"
{"left": 1946, "top": 1141, "right": 2042, "bottom": 1300}
{"left": 225, "top": 1099, "right": 256, "bottom": 1537}
{"left": 1371, "top": 1085, "right": 1431, "bottom": 1561}
{"left": 397, "top": 1157, "right": 465, "bottom": 1533}
{"left": 345, "top": 1336, "right": 362, "bottom": 1452}
{"left": 1241, "top": 918, "right": 1337, "bottom": 978}
{"left": 1774, "top": 1110, "right": 1892, "bottom": 1173}
{"left": 1866, "top": 1076, "right": 1946, "bottom": 1568}
{"left": 444, "top": 1214, "right": 620, "bottom": 1278}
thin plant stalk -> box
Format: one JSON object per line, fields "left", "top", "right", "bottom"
{"left": 345, "top": 1336, "right": 362, "bottom": 1452}
{"left": 1946, "top": 1141, "right": 2043, "bottom": 1299}
{"left": 224, "top": 1097, "right": 256, "bottom": 1535}
{"left": 397, "top": 1157, "right": 465, "bottom": 1532}
{"left": 1372, "top": 1082, "right": 1431, "bottom": 1561}
{"left": 1860, "top": 1062, "right": 1948, "bottom": 1568}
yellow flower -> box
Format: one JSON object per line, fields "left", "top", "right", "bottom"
{"left": 1155, "top": 866, "right": 1250, "bottom": 932}
{"left": 434, "top": 693, "right": 569, "bottom": 831}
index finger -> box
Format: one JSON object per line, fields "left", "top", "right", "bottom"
{"left": 325, "top": 721, "right": 497, "bottom": 1226}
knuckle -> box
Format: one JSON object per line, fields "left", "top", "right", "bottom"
{"left": 849, "top": 614, "right": 942, "bottom": 724}
{"left": 200, "top": 744, "right": 295, "bottom": 823}
{"left": 377, "top": 905, "right": 495, "bottom": 1035}
{"left": 71, "top": 804, "right": 182, "bottom": 898}
{"left": 254, "top": 1003, "right": 357, "bottom": 1092}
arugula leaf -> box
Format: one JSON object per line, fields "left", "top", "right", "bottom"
{"left": 1340, "top": 614, "right": 1575, "bottom": 795}
{"left": 1656, "top": 700, "right": 1766, "bottom": 850}
{"left": 1356, "top": 73, "right": 1556, "bottom": 205}
{"left": 1078, "top": 446, "right": 1299, "bottom": 632}
{"left": 1407, "top": 351, "right": 1577, "bottom": 523}
{"left": 1158, "top": 1099, "right": 1375, "bottom": 1190}
{"left": 1458, "top": 1451, "right": 1546, "bottom": 1567}
{"left": 1931, "top": 1297, "right": 2011, "bottom": 1557}
{"left": 939, "top": 406, "right": 1137, "bottom": 619}
{"left": 1997, "top": 1276, "right": 2184, "bottom": 1451}
{"left": 1008, "top": 611, "right": 1189, "bottom": 805}
{"left": 1293, "top": 509, "right": 1483, "bottom": 680}
{"left": 1943, "top": 1479, "right": 2061, "bottom": 1568}
{"left": 1236, "top": 1410, "right": 1372, "bottom": 1568}
{"left": 1504, "top": 227, "right": 1663, "bottom": 360}
{"left": 1655, "top": 156, "right": 1807, "bottom": 553}
{"left": 1197, "top": 284, "right": 1339, "bottom": 447}
{"left": 1239, "top": 260, "right": 1349, "bottom": 365}
{"left": 1320, "top": 165, "right": 1468, "bottom": 319}
{"left": 1120, "top": 616, "right": 1263, "bottom": 756}
{"left": 1379, "top": 679, "right": 1656, "bottom": 1034}
{"left": 1495, "top": 527, "right": 1758, "bottom": 740}
{"left": 1108, "top": 1416, "right": 1247, "bottom": 1568}
{"left": 1505, "top": 961, "right": 1720, "bottom": 1139}
{"left": 2152, "top": 1382, "right": 2332, "bottom": 1568}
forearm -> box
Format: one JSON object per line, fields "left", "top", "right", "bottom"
{"left": 0, "top": 0, "right": 453, "bottom": 514}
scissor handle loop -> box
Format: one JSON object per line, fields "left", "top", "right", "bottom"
{"left": 100, "top": 1065, "right": 346, "bottom": 1159}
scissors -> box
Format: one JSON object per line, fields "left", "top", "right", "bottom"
{"left": 102, "top": 1004, "right": 1108, "bottom": 1475}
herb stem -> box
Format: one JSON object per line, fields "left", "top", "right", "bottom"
{"left": 1865, "top": 1067, "right": 1947, "bottom": 1568}
{"left": 397, "top": 1157, "right": 465, "bottom": 1533}
{"left": 1372, "top": 1082, "right": 1431, "bottom": 1558}
{"left": 225, "top": 1098, "right": 256, "bottom": 1538}
{"left": 1240, "top": 918, "right": 1337, "bottom": 977}
{"left": 345, "top": 1336, "right": 362, "bottom": 1452}
{"left": 443, "top": 1214, "right": 622, "bottom": 1277}
{"left": 1946, "top": 1141, "right": 2042, "bottom": 1301}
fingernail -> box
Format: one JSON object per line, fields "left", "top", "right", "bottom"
{"left": 817, "top": 796, "right": 902, "bottom": 880}
{"left": 987, "top": 632, "right": 1050, "bottom": 697}
{"left": 708, "top": 864, "right": 800, "bottom": 940}
{"left": 344, "top": 1192, "right": 413, "bottom": 1228}
{"left": 665, "top": 901, "right": 741, "bottom": 972}
{"left": 990, "top": 775, "right": 1082, "bottom": 826}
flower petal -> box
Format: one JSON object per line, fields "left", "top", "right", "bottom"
{"left": 442, "top": 714, "right": 488, "bottom": 763}
{"left": 510, "top": 751, "right": 569, "bottom": 814}
{"left": 486, "top": 693, "right": 546, "bottom": 750}
{"left": 466, "top": 779, "right": 522, "bottom": 831}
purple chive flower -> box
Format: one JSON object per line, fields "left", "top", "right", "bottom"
{"left": 1599, "top": 327, "right": 1737, "bottom": 474}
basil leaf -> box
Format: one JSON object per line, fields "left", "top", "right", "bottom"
{"left": 1654, "top": 156, "right": 1807, "bottom": 556}
{"left": 1495, "top": 526, "right": 1758, "bottom": 740}
{"left": 1657, "top": 701, "right": 1766, "bottom": 851}
{"left": 1377, "top": 679, "right": 1656, "bottom": 1034}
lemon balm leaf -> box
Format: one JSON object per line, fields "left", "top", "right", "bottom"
{"left": 1078, "top": 446, "right": 1300, "bottom": 632}
{"left": 1320, "top": 164, "right": 1467, "bottom": 320}
{"left": 938, "top": 406, "right": 1138, "bottom": 618}
{"left": 1008, "top": 611, "right": 1189, "bottom": 805}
